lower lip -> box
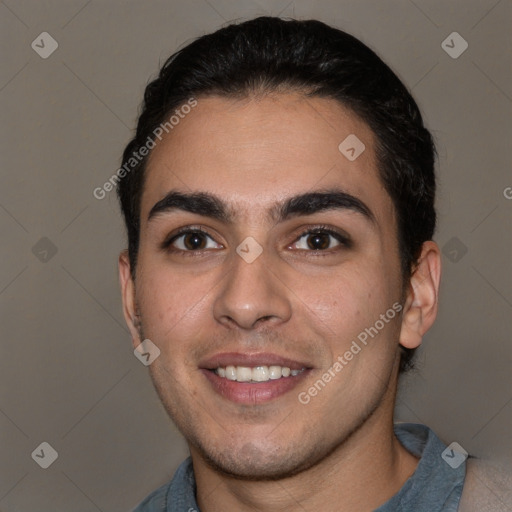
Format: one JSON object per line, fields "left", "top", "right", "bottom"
{"left": 201, "top": 369, "right": 310, "bottom": 404}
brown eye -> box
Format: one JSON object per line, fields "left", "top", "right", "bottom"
{"left": 291, "top": 229, "right": 348, "bottom": 251}
{"left": 165, "top": 229, "right": 223, "bottom": 252}
{"left": 182, "top": 232, "right": 207, "bottom": 250}
{"left": 306, "top": 232, "right": 331, "bottom": 250}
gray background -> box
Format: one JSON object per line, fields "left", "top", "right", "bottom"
{"left": 1, "top": 0, "right": 511, "bottom": 511}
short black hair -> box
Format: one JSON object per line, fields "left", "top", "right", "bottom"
{"left": 117, "top": 16, "right": 437, "bottom": 372}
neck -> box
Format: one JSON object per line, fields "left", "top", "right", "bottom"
{"left": 192, "top": 373, "right": 418, "bottom": 511}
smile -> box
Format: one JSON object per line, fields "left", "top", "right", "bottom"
{"left": 200, "top": 352, "right": 312, "bottom": 404}
{"left": 214, "top": 365, "right": 306, "bottom": 382}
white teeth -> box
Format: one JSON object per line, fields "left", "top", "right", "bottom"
{"left": 237, "top": 366, "right": 252, "bottom": 382}
{"left": 268, "top": 366, "right": 282, "bottom": 380}
{"left": 252, "top": 366, "right": 270, "bottom": 382}
{"left": 214, "top": 365, "right": 304, "bottom": 382}
{"left": 225, "top": 365, "right": 237, "bottom": 381}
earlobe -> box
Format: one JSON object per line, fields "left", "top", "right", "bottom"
{"left": 118, "top": 250, "right": 142, "bottom": 347}
{"left": 399, "top": 241, "right": 442, "bottom": 350}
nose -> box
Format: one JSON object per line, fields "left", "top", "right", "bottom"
{"left": 213, "top": 249, "right": 292, "bottom": 330}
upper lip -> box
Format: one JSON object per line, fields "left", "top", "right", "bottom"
{"left": 200, "top": 352, "right": 311, "bottom": 371}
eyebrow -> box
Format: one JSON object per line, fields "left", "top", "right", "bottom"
{"left": 147, "top": 189, "right": 376, "bottom": 225}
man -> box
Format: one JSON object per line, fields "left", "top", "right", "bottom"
{"left": 117, "top": 16, "right": 484, "bottom": 511}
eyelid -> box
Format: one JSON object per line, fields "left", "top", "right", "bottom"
{"left": 160, "top": 223, "right": 352, "bottom": 253}
{"left": 161, "top": 225, "right": 222, "bottom": 251}
{"left": 290, "top": 224, "right": 352, "bottom": 249}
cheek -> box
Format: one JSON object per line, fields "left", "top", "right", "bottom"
{"left": 137, "top": 268, "right": 214, "bottom": 400}
{"left": 295, "top": 261, "right": 400, "bottom": 357}
{"left": 296, "top": 261, "right": 386, "bottom": 322}
{"left": 136, "top": 264, "right": 214, "bottom": 345}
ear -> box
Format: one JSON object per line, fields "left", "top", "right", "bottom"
{"left": 119, "top": 250, "right": 142, "bottom": 349}
{"left": 399, "top": 241, "right": 442, "bottom": 350}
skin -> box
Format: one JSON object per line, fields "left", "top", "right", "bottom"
{"left": 119, "top": 92, "right": 442, "bottom": 511}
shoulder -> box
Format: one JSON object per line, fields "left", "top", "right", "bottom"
{"left": 458, "top": 458, "right": 512, "bottom": 512}
{"left": 131, "top": 481, "right": 169, "bottom": 511}
{"left": 131, "top": 458, "right": 196, "bottom": 512}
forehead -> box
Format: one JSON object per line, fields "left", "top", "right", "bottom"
{"left": 141, "top": 93, "right": 394, "bottom": 226}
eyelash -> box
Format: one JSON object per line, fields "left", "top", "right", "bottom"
{"left": 292, "top": 225, "right": 352, "bottom": 252}
{"left": 161, "top": 226, "right": 215, "bottom": 255}
{"left": 161, "top": 225, "right": 352, "bottom": 255}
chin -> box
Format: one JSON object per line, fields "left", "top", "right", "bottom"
{"left": 194, "top": 436, "right": 326, "bottom": 481}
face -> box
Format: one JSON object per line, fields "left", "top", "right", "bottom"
{"left": 122, "top": 93, "right": 408, "bottom": 479}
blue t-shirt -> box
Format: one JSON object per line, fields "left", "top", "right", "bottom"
{"left": 132, "top": 423, "right": 466, "bottom": 511}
